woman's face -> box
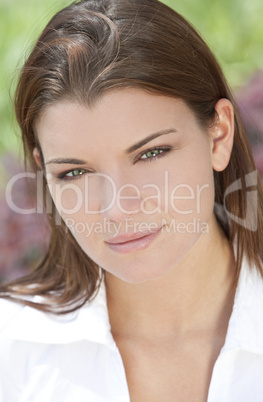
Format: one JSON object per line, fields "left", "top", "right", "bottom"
{"left": 35, "top": 89, "right": 216, "bottom": 283}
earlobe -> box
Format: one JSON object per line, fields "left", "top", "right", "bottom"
{"left": 211, "top": 98, "right": 235, "bottom": 172}
{"left": 33, "top": 147, "right": 42, "bottom": 169}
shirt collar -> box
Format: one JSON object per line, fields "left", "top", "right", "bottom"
{"left": 222, "top": 255, "right": 263, "bottom": 355}
{"left": 1, "top": 257, "right": 263, "bottom": 355}
{"left": 0, "top": 280, "right": 117, "bottom": 350}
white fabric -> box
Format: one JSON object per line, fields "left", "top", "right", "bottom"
{"left": 0, "top": 257, "right": 263, "bottom": 401}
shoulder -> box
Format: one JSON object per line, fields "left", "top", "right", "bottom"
{"left": 224, "top": 255, "right": 263, "bottom": 353}
{"left": 0, "top": 299, "right": 34, "bottom": 400}
{"left": 0, "top": 296, "right": 82, "bottom": 343}
{"left": 0, "top": 282, "right": 112, "bottom": 345}
{"left": 0, "top": 289, "right": 117, "bottom": 401}
{"left": 0, "top": 297, "right": 24, "bottom": 332}
{"left": 0, "top": 296, "right": 48, "bottom": 342}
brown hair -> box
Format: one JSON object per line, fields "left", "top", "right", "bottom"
{"left": 1, "top": 0, "right": 263, "bottom": 314}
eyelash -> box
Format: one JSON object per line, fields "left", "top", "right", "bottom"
{"left": 57, "top": 168, "right": 90, "bottom": 181}
{"left": 56, "top": 146, "right": 172, "bottom": 181}
{"left": 135, "top": 145, "right": 172, "bottom": 163}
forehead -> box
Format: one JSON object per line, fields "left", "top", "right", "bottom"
{"left": 35, "top": 89, "right": 197, "bottom": 154}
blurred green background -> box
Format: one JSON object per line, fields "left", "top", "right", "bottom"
{"left": 0, "top": 0, "right": 263, "bottom": 154}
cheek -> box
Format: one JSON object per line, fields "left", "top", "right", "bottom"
{"left": 60, "top": 207, "right": 103, "bottom": 261}
{"left": 168, "top": 160, "right": 214, "bottom": 221}
{"left": 47, "top": 181, "right": 84, "bottom": 215}
{"left": 47, "top": 181, "right": 98, "bottom": 242}
{"left": 47, "top": 175, "right": 115, "bottom": 221}
{"left": 138, "top": 150, "right": 214, "bottom": 220}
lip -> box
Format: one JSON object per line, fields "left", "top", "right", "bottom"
{"left": 105, "top": 226, "right": 163, "bottom": 254}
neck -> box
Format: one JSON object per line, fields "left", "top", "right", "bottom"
{"left": 105, "top": 215, "right": 236, "bottom": 340}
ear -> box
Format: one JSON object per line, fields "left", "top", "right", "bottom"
{"left": 210, "top": 99, "right": 234, "bottom": 172}
{"left": 33, "top": 147, "right": 42, "bottom": 169}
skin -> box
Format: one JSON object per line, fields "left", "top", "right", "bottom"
{"left": 35, "top": 89, "right": 236, "bottom": 401}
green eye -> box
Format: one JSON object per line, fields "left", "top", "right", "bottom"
{"left": 141, "top": 149, "right": 164, "bottom": 159}
{"left": 65, "top": 168, "right": 87, "bottom": 177}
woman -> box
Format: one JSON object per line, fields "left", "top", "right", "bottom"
{"left": 0, "top": 0, "right": 263, "bottom": 400}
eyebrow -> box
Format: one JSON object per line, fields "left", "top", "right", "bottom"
{"left": 125, "top": 128, "right": 177, "bottom": 154}
{"left": 45, "top": 128, "right": 177, "bottom": 165}
{"left": 45, "top": 158, "right": 87, "bottom": 166}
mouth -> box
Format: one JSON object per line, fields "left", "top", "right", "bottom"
{"left": 105, "top": 226, "right": 163, "bottom": 254}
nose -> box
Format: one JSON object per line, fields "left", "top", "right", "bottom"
{"left": 100, "top": 171, "right": 143, "bottom": 222}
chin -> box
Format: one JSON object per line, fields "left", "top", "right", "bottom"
{"left": 115, "top": 268, "right": 170, "bottom": 285}
{"left": 104, "top": 255, "right": 179, "bottom": 284}
{"left": 121, "top": 232, "right": 208, "bottom": 283}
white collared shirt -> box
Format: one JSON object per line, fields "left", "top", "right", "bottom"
{"left": 0, "top": 257, "right": 263, "bottom": 402}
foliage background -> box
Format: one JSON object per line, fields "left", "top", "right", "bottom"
{"left": 0, "top": 0, "right": 262, "bottom": 281}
